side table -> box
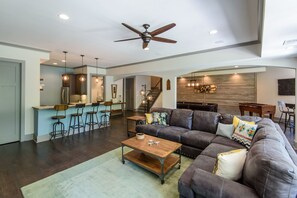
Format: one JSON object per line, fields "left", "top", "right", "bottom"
{"left": 126, "top": 115, "right": 146, "bottom": 137}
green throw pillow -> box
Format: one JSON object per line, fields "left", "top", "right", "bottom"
{"left": 152, "top": 112, "right": 168, "bottom": 125}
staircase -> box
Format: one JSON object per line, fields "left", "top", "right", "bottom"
{"left": 138, "top": 78, "right": 162, "bottom": 112}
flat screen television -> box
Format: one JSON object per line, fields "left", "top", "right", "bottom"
{"left": 278, "top": 78, "right": 295, "bottom": 96}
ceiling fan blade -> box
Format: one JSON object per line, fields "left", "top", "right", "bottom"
{"left": 122, "top": 23, "right": 142, "bottom": 35}
{"left": 143, "top": 42, "right": 149, "bottom": 49}
{"left": 151, "top": 37, "right": 177, "bottom": 43}
{"left": 150, "top": 23, "right": 176, "bottom": 36}
{"left": 114, "top": 37, "right": 141, "bottom": 42}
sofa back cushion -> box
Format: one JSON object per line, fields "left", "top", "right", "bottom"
{"left": 170, "top": 109, "right": 193, "bottom": 129}
{"left": 243, "top": 138, "right": 297, "bottom": 197}
{"left": 150, "top": 107, "right": 173, "bottom": 124}
{"left": 220, "top": 113, "right": 262, "bottom": 125}
{"left": 192, "top": 110, "right": 220, "bottom": 133}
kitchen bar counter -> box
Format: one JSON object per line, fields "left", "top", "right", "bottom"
{"left": 33, "top": 102, "right": 125, "bottom": 143}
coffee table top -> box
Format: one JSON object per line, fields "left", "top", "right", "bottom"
{"left": 121, "top": 135, "right": 182, "bottom": 158}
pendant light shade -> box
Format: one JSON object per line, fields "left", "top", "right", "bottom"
{"left": 79, "top": 55, "right": 85, "bottom": 82}
{"left": 62, "top": 51, "right": 69, "bottom": 81}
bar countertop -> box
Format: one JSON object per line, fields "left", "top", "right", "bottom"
{"left": 33, "top": 102, "right": 126, "bottom": 110}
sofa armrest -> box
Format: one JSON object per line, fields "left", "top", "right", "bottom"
{"left": 191, "top": 169, "right": 259, "bottom": 198}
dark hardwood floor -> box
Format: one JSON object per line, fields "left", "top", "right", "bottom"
{"left": 0, "top": 111, "right": 295, "bottom": 198}
{"left": 0, "top": 111, "right": 141, "bottom": 198}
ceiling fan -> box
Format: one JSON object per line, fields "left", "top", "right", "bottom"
{"left": 114, "top": 23, "right": 177, "bottom": 50}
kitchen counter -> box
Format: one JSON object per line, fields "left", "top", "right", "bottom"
{"left": 32, "top": 102, "right": 126, "bottom": 143}
{"left": 33, "top": 102, "right": 126, "bottom": 110}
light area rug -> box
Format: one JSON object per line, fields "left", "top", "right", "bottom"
{"left": 21, "top": 147, "right": 193, "bottom": 198}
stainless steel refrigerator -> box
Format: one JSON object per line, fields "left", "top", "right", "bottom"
{"left": 61, "top": 87, "right": 70, "bottom": 104}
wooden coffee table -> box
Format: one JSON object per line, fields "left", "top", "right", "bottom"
{"left": 121, "top": 135, "right": 182, "bottom": 184}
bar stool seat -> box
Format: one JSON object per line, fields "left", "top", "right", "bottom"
{"left": 68, "top": 103, "right": 85, "bottom": 136}
{"left": 285, "top": 112, "right": 295, "bottom": 133}
{"left": 50, "top": 104, "right": 68, "bottom": 140}
{"left": 100, "top": 101, "right": 113, "bottom": 127}
{"left": 85, "top": 102, "right": 101, "bottom": 131}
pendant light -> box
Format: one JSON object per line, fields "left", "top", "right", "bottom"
{"left": 62, "top": 51, "right": 69, "bottom": 81}
{"left": 79, "top": 55, "right": 85, "bottom": 82}
{"left": 95, "top": 58, "right": 99, "bottom": 83}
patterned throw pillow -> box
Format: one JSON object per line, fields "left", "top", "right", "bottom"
{"left": 152, "top": 112, "right": 160, "bottom": 125}
{"left": 159, "top": 112, "right": 168, "bottom": 126}
{"left": 145, "top": 113, "right": 153, "bottom": 124}
{"left": 233, "top": 116, "right": 255, "bottom": 128}
{"left": 151, "top": 112, "right": 168, "bottom": 125}
{"left": 232, "top": 120, "right": 258, "bottom": 149}
{"left": 213, "top": 149, "right": 247, "bottom": 181}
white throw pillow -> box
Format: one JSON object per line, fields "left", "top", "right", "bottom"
{"left": 216, "top": 123, "right": 234, "bottom": 139}
{"left": 213, "top": 149, "right": 247, "bottom": 181}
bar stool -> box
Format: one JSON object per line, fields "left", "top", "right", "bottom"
{"left": 285, "top": 111, "right": 295, "bottom": 133}
{"left": 85, "top": 102, "right": 101, "bottom": 131}
{"left": 100, "top": 101, "right": 113, "bottom": 127}
{"left": 68, "top": 103, "right": 85, "bottom": 136}
{"left": 50, "top": 104, "right": 68, "bottom": 140}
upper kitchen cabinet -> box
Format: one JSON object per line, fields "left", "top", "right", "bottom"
{"left": 75, "top": 74, "right": 87, "bottom": 95}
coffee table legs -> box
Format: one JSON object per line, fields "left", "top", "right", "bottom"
{"left": 121, "top": 145, "right": 125, "bottom": 164}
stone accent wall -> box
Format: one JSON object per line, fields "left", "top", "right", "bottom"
{"left": 177, "top": 73, "right": 256, "bottom": 115}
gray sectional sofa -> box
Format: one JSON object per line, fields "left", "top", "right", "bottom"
{"left": 135, "top": 107, "right": 297, "bottom": 198}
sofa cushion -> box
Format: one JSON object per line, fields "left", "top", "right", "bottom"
{"left": 170, "top": 109, "right": 193, "bottom": 129}
{"left": 135, "top": 124, "right": 166, "bottom": 136}
{"left": 201, "top": 143, "right": 241, "bottom": 158}
{"left": 243, "top": 138, "right": 297, "bottom": 197}
{"left": 220, "top": 113, "right": 262, "bottom": 125}
{"left": 150, "top": 107, "right": 173, "bottom": 124}
{"left": 158, "top": 126, "right": 189, "bottom": 142}
{"left": 251, "top": 118, "right": 284, "bottom": 146}
{"left": 181, "top": 130, "right": 216, "bottom": 149}
{"left": 190, "top": 169, "right": 258, "bottom": 198}
{"left": 211, "top": 136, "right": 245, "bottom": 149}
{"left": 178, "top": 155, "right": 216, "bottom": 198}
{"left": 192, "top": 110, "right": 220, "bottom": 133}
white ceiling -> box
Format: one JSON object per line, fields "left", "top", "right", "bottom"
{"left": 0, "top": 0, "right": 296, "bottom": 68}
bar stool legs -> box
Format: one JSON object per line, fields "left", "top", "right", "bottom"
{"left": 85, "top": 112, "right": 101, "bottom": 132}
{"left": 101, "top": 113, "right": 110, "bottom": 127}
{"left": 68, "top": 114, "right": 85, "bottom": 136}
{"left": 50, "top": 119, "right": 66, "bottom": 140}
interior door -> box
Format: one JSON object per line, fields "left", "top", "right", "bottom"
{"left": 0, "top": 61, "right": 21, "bottom": 144}
{"left": 125, "top": 78, "right": 134, "bottom": 110}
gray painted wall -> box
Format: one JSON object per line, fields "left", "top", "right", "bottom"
{"left": 40, "top": 65, "right": 73, "bottom": 105}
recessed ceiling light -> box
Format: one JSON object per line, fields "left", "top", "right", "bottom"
{"left": 62, "top": 60, "right": 66, "bottom": 63}
{"left": 53, "top": 62, "right": 57, "bottom": 65}
{"left": 234, "top": 65, "right": 239, "bottom": 68}
{"left": 209, "top": 30, "right": 218, "bottom": 35}
{"left": 59, "top": 14, "right": 69, "bottom": 20}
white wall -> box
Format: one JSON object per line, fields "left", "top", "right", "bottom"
{"left": 104, "top": 76, "right": 124, "bottom": 102}
{"left": 152, "top": 92, "right": 163, "bottom": 108}
{"left": 0, "top": 44, "right": 49, "bottom": 137}
{"left": 40, "top": 65, "right": 73, "bottom": 105}
{"left": 257, "top": 67, "right": 295, "bottom": 118}
{"left": 161, "top": 76, "right": 177, "bottom": 109}
{"left": 134, "top": 76, "right": 151, "bottom": 109}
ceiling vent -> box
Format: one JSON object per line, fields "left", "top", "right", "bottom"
{"left": 283, "top": 39, "right": 297, "bottom": 46}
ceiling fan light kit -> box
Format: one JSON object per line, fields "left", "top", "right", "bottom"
{"left": 115, "top": 23, "right": 177, "bottom": 50}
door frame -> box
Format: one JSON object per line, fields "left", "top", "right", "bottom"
{"left": 0, "top": 57, "right": 26, "bottom": 142}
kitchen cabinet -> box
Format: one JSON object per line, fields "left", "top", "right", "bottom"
{"left": 62, "top": 74, "right": 76, "bottom": 95}
{"left": 75, "top": 74, "right": 87, "bottom": 95}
